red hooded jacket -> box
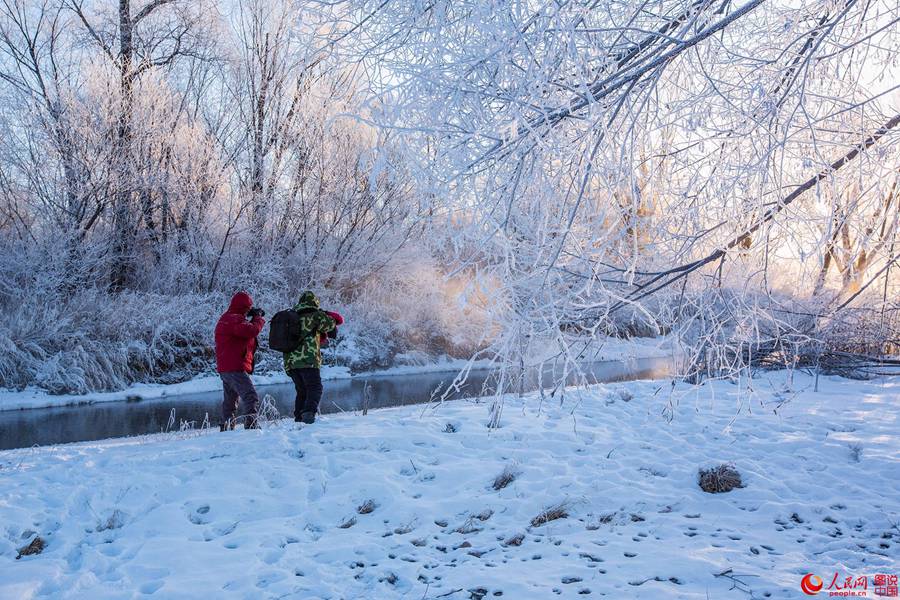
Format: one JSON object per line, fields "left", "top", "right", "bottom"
{"left": 215, "top": 292, "right": 266, "bottom": 373}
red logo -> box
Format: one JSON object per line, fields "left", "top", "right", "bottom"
{"left": 875, "top": 573, "right": 899, "bottom": 597}
{"left": 802, "top": 574, "right": 824, "bottom": 595}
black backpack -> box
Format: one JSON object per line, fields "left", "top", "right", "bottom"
{"left": 269, "top": 310, "right": 302, "bottom": 352}
{"left": 268, "top": 307, "right": 319, "bottom": 352}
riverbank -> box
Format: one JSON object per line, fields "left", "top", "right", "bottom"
{"left": 2, "top": 371, "right": 898, "bottom": 599}
{"left": 0, "top": 337, "right": 671, "bottom": 412}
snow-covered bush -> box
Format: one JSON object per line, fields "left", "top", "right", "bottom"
{"left": 322, "top": 258, "right": 493, "bottom": 370}
{"left": 0, "top": 282, "right": 218, "bottom": 394}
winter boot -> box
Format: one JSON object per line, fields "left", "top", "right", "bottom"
{"left": 300, "top": 411, "right": 316, "bottom": 425}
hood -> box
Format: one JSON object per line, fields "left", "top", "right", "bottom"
{"left": 294, "top": 290, "right": 320, "bottom": 311}
{"left": 227, "top": 291, "right": 253, "bottom": 314}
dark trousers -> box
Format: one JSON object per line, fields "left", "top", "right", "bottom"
{"left": 288, "top": 368, "right": 323, "bottom": 421}
{"left": 220, "top": 371, "right": 259, "bottom": 425}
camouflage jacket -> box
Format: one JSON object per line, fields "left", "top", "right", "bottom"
{"left": 283, "top": 291, "right": 337, "bottom": 371}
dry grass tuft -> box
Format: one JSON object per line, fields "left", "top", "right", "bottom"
{"left": 475, "top": 509, "right": 494, "bottom": 521}
{"left": 598, "top": 512, "right": 616, "bottom": 524}
{"left": 492, "top": 464, "right": 519, "bottom": 490}
{"left": 616, "top": 388, "right": 634, "bottom": 402}
{"left": 530, "top": 501, "right": 570, "bottom": 527}
{"left": 357, "top": 499, "right": 378, "bottom": 514}
{"left": 454, "top": 517, "right": 483, "bottom": 534}
{"left": 16, "top": 536, "right": 45, "bottom": 559}
{"left": 393, "top": 522, "right": 415, "bottom": 535}
{"left": 98, "top": 509, "right": 126, "bottom": 532}
{"left": 503, "top": 533, "right": 525, "bottom": 546}
{"left": 698, "top": 464, "right": 744, "bottom": 493}
{"left": 338, "top": 516, "right": 357, "bottom": 529}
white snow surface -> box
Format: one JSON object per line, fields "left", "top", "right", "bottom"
{"left": 2, "top": 371, "right": 898, "bottom": 599}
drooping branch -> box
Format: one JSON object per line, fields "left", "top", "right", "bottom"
{"left": 67, "top": 1, "right": 115, "bottom": 62}
{"left": 471, "top": 0, "right": 766, "bottom": 168}
{"left": 133, "top": 0, "right": 175, "bottom": 24}
{"left": 610, "top": 112, "right": 900, "bottom": 312}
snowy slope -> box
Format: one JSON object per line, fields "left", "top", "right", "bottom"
{"left": 1, "top": 371, "right": 898, "bottom": 599}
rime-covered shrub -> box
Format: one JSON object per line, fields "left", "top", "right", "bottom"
{"left": 698, "top": 464, "right": 744, "bottom": 494}
{"left": 0, "top": 286, "right": 218, "bottom": 394}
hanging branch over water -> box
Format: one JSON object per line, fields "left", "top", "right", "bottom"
{"left": 610, "top": 112, "right": 900, "bottom": 312}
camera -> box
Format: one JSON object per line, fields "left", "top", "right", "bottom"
{"left": 247, "top": 307, "right": 265, "bottom": 318}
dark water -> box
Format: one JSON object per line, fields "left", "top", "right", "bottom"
{"left": 0, "top": 357, "right": 671, "bottom": 450}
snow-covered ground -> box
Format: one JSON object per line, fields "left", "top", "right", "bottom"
{"left": 0, "top": 336, "right": 670, "bottom": 412}
{"left": 2, "top": 371, "right": 897, "bottom": 599}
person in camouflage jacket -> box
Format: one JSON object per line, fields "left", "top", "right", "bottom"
{"left": 284, "top": 291, "right": 337, "bottom": 424}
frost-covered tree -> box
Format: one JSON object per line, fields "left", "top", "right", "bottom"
{"left": 323, "top": 0, "right": 900, "bottom": 399}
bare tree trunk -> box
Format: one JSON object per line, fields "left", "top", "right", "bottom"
{"left": 249, "top": 31, "right": 270, "bottom": 249}
{"left": 110, "top": 0, "right": 135, "bottom": 290}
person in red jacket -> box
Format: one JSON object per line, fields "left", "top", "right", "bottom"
{"left": 215, "top": 291, "right": 266, "bottom": 430}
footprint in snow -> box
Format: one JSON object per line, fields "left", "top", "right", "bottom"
{"left": 307, "top": 478, "right": 326, "bottom": 502}
{"left": 188, "top": 504, "right": 210, "bottom": 525}
{"left": 262, "top": 548, "right": 283, "bottom": 565}
{"left": 98, "top": 543, "right": 123, "bottom": 558}
{"left": 139, "top": 580, "right": 164, "bottom": 595}
{"left": 255, "top": 571, "right": 287, "bottom": 588}
{"left": 65, "top": 545, "right": 83, "bottom": 571}
{"left": 207, "top": 521, "right": 238, "bottom": 539}
{"left": 326, "top": 455, "right": 344, "bottom": 477}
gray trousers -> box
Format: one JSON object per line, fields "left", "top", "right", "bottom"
{"left": 219, "top": 371, "right": 259, "bottom": 424}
